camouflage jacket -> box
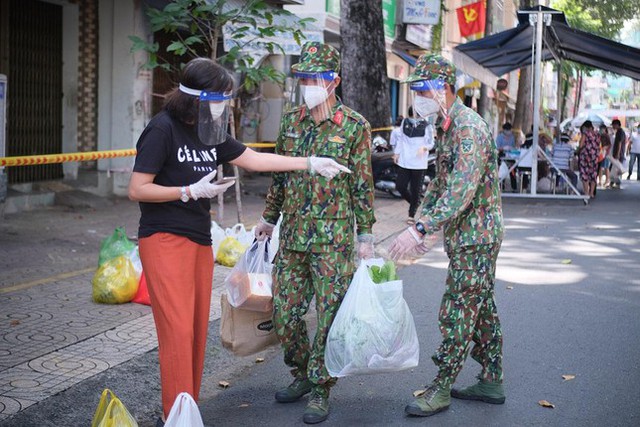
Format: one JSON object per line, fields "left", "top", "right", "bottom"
{"left": 262, "top": 100, "right": 375, "bottom": 253}
{"left": 421, "top": 97, "right": 504, "bottom": 253}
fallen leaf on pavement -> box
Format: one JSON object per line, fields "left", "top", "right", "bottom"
{"left": 562, "top": 374, "right": 575, "bottom": 381}
{"left": 413, "top": 389, "right": 426, "bottom": 397}
{"left": 10, "top": 320, "right": 20, "bottom": 326}
{"left": 538, "top": 400, "right": 555, "bottom": 408}
{"left": 218, "top": 381, "right": 230, "bottom": 388}
{"left": 255, "top": 358, "right": 264, "bottom": 363}
{"left": 506, "top": 286, "right": 514, "bottom": 290}
{"left": 561, "top": 259, "right": 572, "bottom": 264}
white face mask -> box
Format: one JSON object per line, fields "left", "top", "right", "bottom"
{"left": 301, "top": 84, "right": 330, "bottom": 109}
{"left": 209, "top": 101, "right": 227, "bottom": 120}
{"left": 414, "top": 96, "right": 440, "bottom": 118}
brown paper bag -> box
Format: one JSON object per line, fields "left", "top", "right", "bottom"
{"left": 220, "top": 293, "right": 279, "bottom": 356}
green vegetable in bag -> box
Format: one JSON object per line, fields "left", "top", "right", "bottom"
{"left": 367, "top": 261, "right": 398, "bottom": 284}
{"left": 98, "top": 227, "right": 136, "bottom": 266}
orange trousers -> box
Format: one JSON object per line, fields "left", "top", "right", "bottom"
{"left": 139, "top": 232, "right": 214, "bottom": 418}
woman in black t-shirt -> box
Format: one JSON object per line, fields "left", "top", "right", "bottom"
{"left": 128, "top": 58, "right": 348, "bottom": 425}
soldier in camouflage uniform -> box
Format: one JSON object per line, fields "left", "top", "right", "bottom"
{"left": 389, "top": 54, "right": 505, "bottom": 418}
{"left": 254, "top": 41, "right": 375, "bottom": 424}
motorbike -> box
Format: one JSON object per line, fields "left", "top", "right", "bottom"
{"left": 371, "top": 134, "right": 435, "bottom": 198}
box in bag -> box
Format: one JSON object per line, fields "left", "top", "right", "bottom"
{"left": 226, "top": 272, "right": 272, "bottom": 312}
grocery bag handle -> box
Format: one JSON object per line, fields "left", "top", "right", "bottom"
{"left": 247, "top": 238, "right": 270, "bottom": 262}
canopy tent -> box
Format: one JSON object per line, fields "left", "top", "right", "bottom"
{"left": 452, "top": 5, "right": 640, "bottom": 86}
{"left": 452, "top": 5, "right": 640, "bottom": 202}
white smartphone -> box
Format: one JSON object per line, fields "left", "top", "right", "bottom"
{"left": 214, "top": 176, "right": 236, "bottom": 185}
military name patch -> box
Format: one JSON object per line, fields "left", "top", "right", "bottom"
{"left": 461, "top": 139, "right": 474, "bottom": 154}
{"left": 285, "top": 131, "right": 301, "bottom": 138}
{"left": 329, "top": 136, "right": 345, "bottom": 143}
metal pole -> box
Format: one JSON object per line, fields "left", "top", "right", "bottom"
{"left": 556, "top": 60, "right": 563, "bottom": 144}
{"left": 530, "top": 10, "right": 544, "bottom": 195}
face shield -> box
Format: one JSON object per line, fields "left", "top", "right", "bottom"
{"left": 287, "top": 71, "right": 338, "bottom": 121}
{"left": 179, "top": 84, "right": 232, "bottom": 146}
{"left": 409, "top": 79, "right": 449, "bottom": 124}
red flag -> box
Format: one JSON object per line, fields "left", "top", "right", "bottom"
{"left": 457, "top": 1, "right": 486, "bottom": 38}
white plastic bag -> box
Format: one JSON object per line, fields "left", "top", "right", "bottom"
{"left": 498, "top": 161, "right": 509, "bottom": 181}
{"left": 164, "top": 392, "right": 204, "bottom": 427}
{"left": 267, "top": 215, "right": 282, "bottom": 263}
{"left": 325, "top": 258, "right": 419, "bottom": 377}
{"left": 211, "top": 221, "right": 226, "bottom": 255}
{"left": 224, "top": 239, "right": 273, "bottom": 312}
{"left": 127, "top": 246, "right": 143, "bottom": 281}
{"left": 226, "top": 223, "right": 254, "bottom": 248}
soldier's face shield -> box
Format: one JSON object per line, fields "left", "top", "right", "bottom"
{"left": 286, "top": 71, "right": 338, "bottom": 120}
{"left": 409, "top": 79, "right": 449, "bottom": 121}
{"left": 179, "top": 84, "right": 233, "bottom": 146}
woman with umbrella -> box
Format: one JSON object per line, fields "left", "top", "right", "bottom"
{"left": 578, "top": 120, "right": 600, "bottom": 198}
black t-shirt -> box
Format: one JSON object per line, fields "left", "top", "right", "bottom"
{"left": 133, "top": 110, "right": 246, "bottom": 245}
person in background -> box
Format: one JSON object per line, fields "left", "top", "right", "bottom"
{"left": 598, "top": 124, "right": 612, "bottom": 188}
{"left": 611, "top": 119, "right": 626, "bottom": 187}
{"left": 495, "top": 123, "right": 518, "bottom": 191}
{"left": 389, "top": 115, "right": 404, "bottom": 150}
{"left": 254, "top": 42, "right": 375, "bottom": 425}
{"left": 128, "top": 57, "right": 349, "bottom": 426}
{"left": 392, "top": 115, "right": 435, "bottom": 224}
{"left": 577, "top": 120, "right": 600, "bottom": 198}
{"left": 495, "top": 122, "right": 516, "bottom": 153}
{"left": 551, "top": 126, "right": 578, "bottom": 190}
{"left": 626, "top": 123, "right": 640, "bottom": 180}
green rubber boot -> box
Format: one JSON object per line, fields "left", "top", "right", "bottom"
{"left": 404, "top": 385, "right": 451, "bottom": 417}
{"left": 275, "top": 378, "right": 313, "bottom": 403}
{"left": 303, "top": 390, "right": 329, "bottom": 424}
{"left": 451, "top": 380, "right": 506, "bottom": 404}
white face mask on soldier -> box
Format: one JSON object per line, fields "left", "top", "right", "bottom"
{"left": 209, "top": 102, "right": 227, "bottom": 120}
{"left": 414, "top": 96, "right": 440, "bottom": 118}
{"left": 301, "top": 85, "right": 330, "bottom": 109}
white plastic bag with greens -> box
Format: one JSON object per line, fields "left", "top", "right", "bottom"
{"left": 325, "top": 258, "right": 419, "bottom": 377}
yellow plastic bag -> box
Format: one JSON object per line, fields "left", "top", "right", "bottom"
{"left": 92, "top": 256, "right": 139, "bottom": 304}
{"left": 91, "top": 388, "right": 138, "bottom": 427}
{"left": 216, "top": 236, "right": 247, "bottom": 267}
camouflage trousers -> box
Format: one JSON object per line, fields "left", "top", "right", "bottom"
{"left": 432, "top": 243, "right": 503, "bottom": 389}
{"left": 272, "top": 248, "right": 354, "bottom": 396}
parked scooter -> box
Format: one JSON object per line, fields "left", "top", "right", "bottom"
{"left": 371, "top": 135, "right": 435, "bottom": 198}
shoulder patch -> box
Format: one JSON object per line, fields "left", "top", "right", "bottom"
{"left": 460, "top": 138, "right": 474, "bottom": 154}
{"left": 329, "top": 135, "right": 346, "bottom": 143}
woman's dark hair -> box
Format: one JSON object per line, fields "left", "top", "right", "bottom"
{"left": 164, "top": 58, "right": 234, "bottom": 124}
{"left": 502, "top": 122, "right": 512, "bottom": 130}
{"left": 582, "top": 120, "right": 593, "bottom": 130}
{"left": 394, "top": 115, "right": 404, "bottom": 126}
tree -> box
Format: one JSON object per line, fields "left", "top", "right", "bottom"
{"left": 513, "top": 0, "right": 532, "bottom": 136}
{"left": 477, "top": 0, "right": 493, "bottom": 121}
{"left": 340, "top": 0, "right": 391, "bottom": 130}
{"left": 129, "top": 0, "right": 312, "bottom": 91}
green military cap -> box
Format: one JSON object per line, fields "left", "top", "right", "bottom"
{"left": 405, "top": 53, "right": 456, "bottom": 85}
{"left": 291, "top": 41, "right": 341, "bottom": 74}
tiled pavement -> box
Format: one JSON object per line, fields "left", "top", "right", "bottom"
{"left": 0, "top": 264, "right": 232, "bottom": 421}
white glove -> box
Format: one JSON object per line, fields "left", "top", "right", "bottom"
{"left": 188, "top": 171, "right": 235, "bottom": 201}
{"left": 357, "top": 234, "right": 375, "bottom": 260}
{"left": 254, "top": 217, "right": 276, "bottom": 241}
{"left": 308, "top": 156, "right": 352, "bottom": 180}
{"left": 388, "top": 226, "right": 424, "bottom": 262}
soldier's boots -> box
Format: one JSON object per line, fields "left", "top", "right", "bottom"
{"left": 275, "top": 378, "right": 313, "bottom": 403}
{"left": 404, "top": 384, "right": 451, "bottom": 417}
{"left": 303, "top": 389, "right": 330, "bottom": 424}
{"left": 451, "top": 380, "right": 506, "bottom": 404}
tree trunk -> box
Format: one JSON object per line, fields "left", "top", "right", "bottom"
{"left": 477, "top": 0, "right": 493, "bottom": 121}
{"left": 340, "top": 0, "right": 391, "bottom": 130}
{"left": 513, "top": 66, "right": 532, "bottom": 135}
{"left": 513, "top": 0, "right": 532, "bottom": 137}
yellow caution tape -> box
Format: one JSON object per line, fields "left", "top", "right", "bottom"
{"left": 371, "top": 126, "right": 393, "bottom": 132}
{"left": 0, "top": 149, "right": 137, "bottom": 167}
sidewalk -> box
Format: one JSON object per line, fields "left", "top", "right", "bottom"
{"left": 0, "top": 174, "right": 408, "bottom": 426}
